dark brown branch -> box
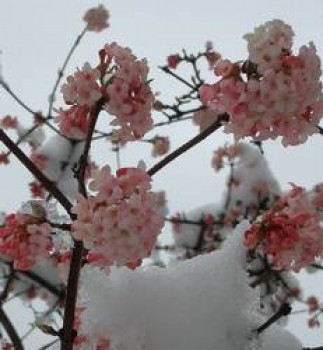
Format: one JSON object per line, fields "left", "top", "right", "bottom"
{"left": 76, "top": 97, "right": 105, "bottom": 196}
{"left": 60, "top": 97, "right": 105, "bottom": 350}
{"left": 256, "top": 303, "right": 291, "bottom": 334}
{"left": 0, "top": 306, "right": 23, "bottom": 350}
{"left": 0, "top": 129, "right": 74, "bottom": 218}
{"left": 0, "top": 258, "right": 63, "bottom": 298}
{"left": 0, "top": 266, "right": 15, "bottom": 302}
{"left": 148, "top": 114, "right": 228, "bottom": 176}
{"left": 22, "top": 270, "right": 64, "bottom": 299}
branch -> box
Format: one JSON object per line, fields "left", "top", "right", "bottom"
{"left": 0, "top": 258, "right": 63, "bottom": 298}
{"left": 60, "top": 97, "right": 105, "bottom": 350}
{"left": 0, "top": 129, "right": 74, "bottom": 218}
{"left": 148, "top": 113, "right": 228, "bottom": 176}
{"left": 76, "top": 97, "right": 105, "bottom": 196}
{"left": 256, "top": 303, "right": 292, "bottom": 334}
{"left": 47, "top": 27, "right": 87, "bottom": 117}
{"left": 159, "top": 66, "right": 196, "bottom": 90}
{"left": 0, "top": 306, "right": 23, "bottom": 350}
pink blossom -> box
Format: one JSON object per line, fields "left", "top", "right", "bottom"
{"left": 0, "top": 211, "right": 52, "bottom": 270}
{"left": 103, "top": 43, "right": 154, "bottom": 143}
{"left": 151, "top": 136, "right": 170, "bottom": 157}
{"left": 72, "top": 165, "right": 165, "bottom": 267}
{"left": 0, "top": 115, "right": 17, "bottom": 129}
{"left": 202, "top": 20, "right": 323, "bottom": 146}
{"left": 244, "top": 185, "right": 323, "bottom": 271}
{"left": 61, "top": 63, "right": 102, "bottom": 107}
{"left": 167, "top": 54, "right": 181, "bottom": 69}
{"left": 56, "top": 105, "right": 91, "bottom": 139}
{"left": 83, "top": 4, "right": 109, "bottom": 33}
{"left": 0, "top": 152, "right": 9, "bottom": 165}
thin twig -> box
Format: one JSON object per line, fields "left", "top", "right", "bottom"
{"left": 47, "top": 27, "right": 87, "bottom": 117}
{"left": 159, "top": 66, "right": 196, "bottom": 90}
{"left": 0, "top": 80, "right": 36, "bottom": 115}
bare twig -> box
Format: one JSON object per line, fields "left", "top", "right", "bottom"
{"left": 47, "top": 27, "right": 87, "bottom": 117}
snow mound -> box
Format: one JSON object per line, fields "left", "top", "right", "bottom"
{"left": 78, "top": 222, "right": 302, "bottom": 350}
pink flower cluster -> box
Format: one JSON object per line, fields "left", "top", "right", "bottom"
{"left": 151, "top": 136, "right": 170, "bottom": 157}
{"left": 0, "top": 210, "right": 52, "bottom": 270}
{"left": 56, "top": 105, "right": 91, "bottom": 139}
{"left": 103, "top": 43, "right": 154, "bottom": 144}
{"left": 83, "top": 4, "right": 109, "bottom": 33}
{"left": 244, "top": 185, "right": 323, "bottom": 271}
{"left": 58, "top": 63, "right": 103, "bottom": 138}
{"left": 201, "top": 19, "right": 323, "bottom": 146}
{"left": 0, "top": 115, "right": 17, "bottom": 129}
{"left": 61, "top": 63, "right": 102, "bottom": 107}
{"left": 72, "top": 165, "right": 165, "bottom": 267}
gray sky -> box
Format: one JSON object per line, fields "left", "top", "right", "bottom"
{"left": 0, "top": 1, "right": 323, "bottom": 347}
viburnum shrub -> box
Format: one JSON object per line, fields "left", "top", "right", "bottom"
{"left": 0, "top": 4, "right": 323, "bottom": 350}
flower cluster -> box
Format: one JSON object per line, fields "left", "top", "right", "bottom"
{"left": 151, "top": 136, "right": 170, "bottom": 157}
{"left": 0, "top": 202, "right": 52, "bottom": 270}
{"left": 0, "top": 115, "right": 17, "bottom": 129}
{"left": 103, "top": 43, "right": 154, "bottom": 144}
{"left": 58, "top": 63, "right": 102, "bottom": 139}
{"left": 244, "top": 185, "right": 323, "bottom": 271}
{"left": 72, "top": 165, "right": 165, "bottom": 267}
{"left": 61, "top": 63, "right": 102, "bottom": 107}
{"left": 200, "top": 19, "right": 323, "bottom": 146}
{"left": 83, "top": 4, "right": 110, "bottom": 33}
{"left": 56, "top": 105, "right": 91, "bottom": 140}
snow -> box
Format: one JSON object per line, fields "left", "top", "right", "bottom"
{"left": 34, "top": 135, "right": 85, "bottom": 199}
{"left": 78, "top": 221, "right": 302, "bottom": 350}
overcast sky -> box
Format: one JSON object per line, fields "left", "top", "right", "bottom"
{"left": 0, "top": 1, "right": 323, "bottom": 347}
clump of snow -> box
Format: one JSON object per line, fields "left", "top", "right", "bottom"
{"left": 171, "top": 143, "right": 280, "bottom": 252}
{"left": 32, "top": 135, "right": 85, "bottom": 199}
{"left": 225, "top": 143, "right": 281, "bottom": 211}
{"left": 77, "top": 221, "right": 302, "bottom": 350}
{"left": 17, "top": 123, "right": 45, "bottom": 148}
